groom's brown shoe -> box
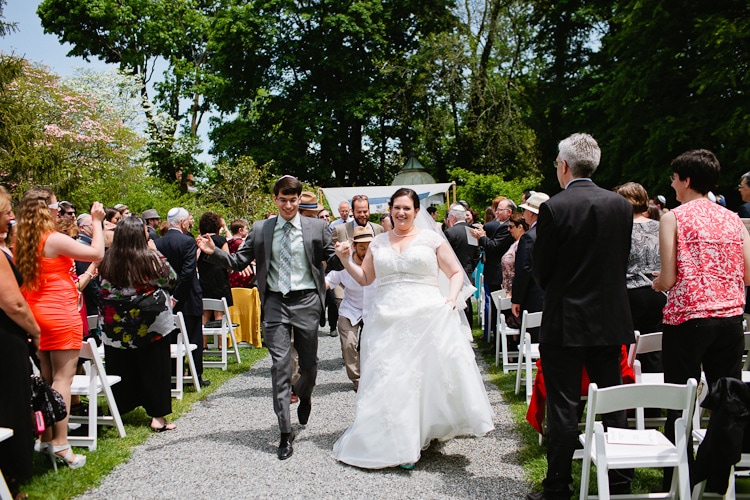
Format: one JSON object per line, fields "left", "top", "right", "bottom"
{"left": 278, "top": 430, "right": 295, "bottom": 460}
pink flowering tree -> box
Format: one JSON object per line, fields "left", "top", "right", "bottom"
{"left": 0, "top": 58, "right": 146, "bottom": 198}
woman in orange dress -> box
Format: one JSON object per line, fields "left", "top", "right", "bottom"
{"left": 15, "top": 188, "right": 105, "bottom": 470}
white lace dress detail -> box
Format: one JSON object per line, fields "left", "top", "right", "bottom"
{"left": 332, "top": 230, "right": 494, "bottom": 469}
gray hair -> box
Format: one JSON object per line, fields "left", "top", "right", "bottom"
{"left": 558, "top": 133, "right": 601, "bottom": 178}
{"left": 449, "top": 204, "right": 466, "bottom": 221}
{"left": 741, "top": 171, "right": 750, "bottom": 187}
{"left": 167, "top": 207, "right": 190, "bottom": 227}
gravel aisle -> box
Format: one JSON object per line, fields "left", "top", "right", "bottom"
{"left": 79, "top": 330, "right": 528, "bottom": 499}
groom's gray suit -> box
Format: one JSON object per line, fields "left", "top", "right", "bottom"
{"left": 204, "top": 214, "right": 340, "bottom": 433}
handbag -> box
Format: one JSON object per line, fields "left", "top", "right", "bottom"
{"left": 30, "top": 374, "right": 67, "bottom": 428}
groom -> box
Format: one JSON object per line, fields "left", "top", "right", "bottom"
{"left": 197, "top": 175, "right": 341, "bottom": 460}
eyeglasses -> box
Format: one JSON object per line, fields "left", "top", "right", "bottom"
{"left": 48, "top": 202, "right": 59, "bottom": 209}
{"left": 739, "top": 183, "right": 748, "bottom": 189}
{"left": 64, "top": 211, "right": 75, "bottom": 216}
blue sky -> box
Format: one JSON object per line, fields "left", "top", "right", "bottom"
{"left": 0, "top": 1, "right": 214, "bottom": 163}
{"left": 1, "top": 0, "right": 113, "bottom": 75}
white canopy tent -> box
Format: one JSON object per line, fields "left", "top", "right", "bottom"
{"left": 319, "top": 183, "right": 456, "bottom": 215}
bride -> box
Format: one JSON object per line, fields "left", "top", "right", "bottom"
{"left": 332, "top": 187, "right": 494, "bottom": 469}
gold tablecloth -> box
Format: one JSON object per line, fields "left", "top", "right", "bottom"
{"left": 228, "top": 287, "right": 262, "bottom": 348}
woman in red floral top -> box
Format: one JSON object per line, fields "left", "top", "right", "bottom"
{"left": 653, "top": 149, "right": 750, "bottom": 471}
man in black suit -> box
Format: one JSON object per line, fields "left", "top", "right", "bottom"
{"left": 444, "top": 204, "right": 480, "bottom": 326}
{"left": 197, "top": 175, "right": 341, "bottom": 460}
{"left": 528, "top": 133, "right": 634, "bottom": 500}
{"left": 471, "top": 197, "right": 516, "bottom": 340}
{"left": 510, "top": 192, "right": 549, "bottom": 340}
{"left": 155, "top": 207, "right": 208, "bottom": 387}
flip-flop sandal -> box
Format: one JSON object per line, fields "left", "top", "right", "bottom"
{"left": 151, "top": 422, "right": 177, "bottom": 432}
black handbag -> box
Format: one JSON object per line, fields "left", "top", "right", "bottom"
{"left": 30, "top": 374, "right": 67, "bottom": 427}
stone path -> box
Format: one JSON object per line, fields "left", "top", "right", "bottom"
{"left": 79, "top": 330, "right": 528, "bottom": 499}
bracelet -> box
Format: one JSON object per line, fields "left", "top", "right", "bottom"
{"left": 82, "top": 272, "right": 93, "bottom": 279}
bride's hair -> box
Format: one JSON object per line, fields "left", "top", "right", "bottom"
{"left": 389, "top": 188, "right": 420, "bottom": 209}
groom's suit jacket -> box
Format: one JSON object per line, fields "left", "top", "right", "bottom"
{"left": 205, "top": 215, "right": 341, "bottom": 308}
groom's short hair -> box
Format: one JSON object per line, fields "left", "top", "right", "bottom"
{"left": 274, "top": 175, "right": 303, "bottom": 196}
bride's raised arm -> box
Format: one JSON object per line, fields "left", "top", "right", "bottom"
{"left": 335, "top": 241, "right": 376, "bottom": 286}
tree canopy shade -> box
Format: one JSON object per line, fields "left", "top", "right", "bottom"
{"left": 525, "top": 0, "right": 750, "bottom": 201}
{"left": 206, "top": 0, "right": 460, "bottom": 186}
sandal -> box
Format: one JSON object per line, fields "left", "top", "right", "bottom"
{"left": 47, "top": 444, "right": 86, "bottom": 471}
{"left": 150, "top": 422, "right": 177, "bottom": 432}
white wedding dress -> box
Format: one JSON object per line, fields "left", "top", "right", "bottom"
{"left": 332, "top": 229, "right": 495, "bottom": 469}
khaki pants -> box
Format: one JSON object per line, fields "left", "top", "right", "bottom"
{"left": 336, "top": 316, "right": 361, "bottom": 390}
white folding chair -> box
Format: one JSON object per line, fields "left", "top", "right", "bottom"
{"left": 86, "top": 314, "right": 98, "bottom": 332}
{"left": 171, "top": 312, "right": 201, "bottom": 399}
{"left": 202, "top": 298, "right": 241, "bottom": 370}
{"left": 478, "top": 273, "right": 485, "bottom": 331}
{"left": 491, "top": 291, "right": 520, "bottom": 371}
{"left": 628, "top": 331, "right": 664, "bottom": 385}
{"left": 0, "top": 428, "right": 13, "bottom": 500}
{"left": 69, "top": 338, "right": 126, "bottom": 451}
{"left": 579, "top": 379, "right": 697, "bottom": 500}
{"left": 514, "top": 310, "right": 542, "bottom": 404}
{"left": 740, "top": 331, "right": 750, "bottom": 382}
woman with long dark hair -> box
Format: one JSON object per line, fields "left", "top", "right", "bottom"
{"left": 98, "top": 217, "right": 178, "bottom": 432}
{"left": 16, "top": 188, "right": 104, "bottom": 470}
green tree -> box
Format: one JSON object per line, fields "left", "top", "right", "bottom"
{"left": 207, "top": 0, "right": 458, "bottom": 186}
{"left": 0, "top": 59, "right": 145, "bottom": 198}
{"left": 577, "top": 0, "right": 750, "bottom": 198}
{"left": 201, "top": 156, "right": 276, "bottom": 222}
{"left": 37, "top": 0, "right": 218, "bottom": 192}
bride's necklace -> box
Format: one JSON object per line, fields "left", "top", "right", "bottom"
{"left": 392, "top": 226, "right": 415, "bottom": 238}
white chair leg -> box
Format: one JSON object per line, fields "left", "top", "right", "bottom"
{"left": 514, "top": 348, "right": 524, "bottom": 395}
{"left": 525, "top": 349, "right": 533, "bottom": 404}
{"left": 596, "top": 465, "right": 610, "bottom": 500}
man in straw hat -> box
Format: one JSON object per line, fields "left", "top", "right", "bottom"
{"left": 325, "top": 225, "right": 378, "bottom": 392}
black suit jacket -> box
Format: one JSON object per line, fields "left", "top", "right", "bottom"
{"left": 155, "top": 228, "right": 203, "bottom": 316}
{"left": 480, "top": 220, "right": 513, "bottom": 287}
{"left": 205, "top": 215, "right": 341, "bottom": 308}
{"left": 533, "top": 180, "right": 634, "bottom": 347}
{"left": 511, "top": 225, "right": 543, "bottom": 314}
{"left": 444, "top": 222, "right": 480, "bottom": 280}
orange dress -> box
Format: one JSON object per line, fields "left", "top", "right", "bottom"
{"left": 23, "top": 233, "right": 82, "bottom": 351}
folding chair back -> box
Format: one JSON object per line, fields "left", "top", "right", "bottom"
{"left": 69, "top": 338, "right": 126, "bottom": 451}
{"left": 579, "top": 379, "right": 697, "bottom": 500}
{"left": 514, "top": 310, "right": 542, "bottom": 403}
{"left": 202, "top": 297, "right": 241, "bottom": 370}
{"left": 171, "top": 312, "right": 201, "bottom": 399}
{"left": 0, "top": 428, "right": 13, "bottom": 500}
{"left": 627, "top": 331, "right": 662, "bottom": 367}
{"left": 491, "top": 291, "right": 520, "bottom": 371}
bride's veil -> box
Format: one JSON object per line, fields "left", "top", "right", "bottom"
{"left": 414, "top": 206, "right": 476, "bottom": 339}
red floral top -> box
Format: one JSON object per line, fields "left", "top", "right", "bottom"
{"left": 663, "top": 199, "right": 745, "bottom": 325}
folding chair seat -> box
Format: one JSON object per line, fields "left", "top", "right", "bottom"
{"left": 202, "top": 298, "right": 241, "bottom": 370}
{"left": 490, "top": 291, "right": 520, "bottom": 371}
{"left": 171, "top": 312, "right": 201, "bottom": 399}
{"left": 514, "top": 310, "right": 542, "bottom": 404}
{"left": 0, "top": 428, "right": 13, "bottom": 500}
{"left": 579, "top": 379, "right": 697, "bottom": 500}
{"left": 69, "top": 338, "right": 126, "bottom": 451}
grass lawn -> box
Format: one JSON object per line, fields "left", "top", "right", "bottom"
{"left": 472, "top": 330, "right": 664, "bottom": 497}
{"left": 20, "top": 346, "right": 268, "bottom": 500}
